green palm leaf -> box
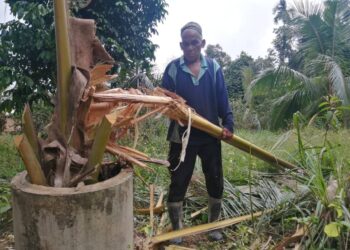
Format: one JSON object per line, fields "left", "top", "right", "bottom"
{"left": 311, "top": 55, "right": 350, "bottom": 104}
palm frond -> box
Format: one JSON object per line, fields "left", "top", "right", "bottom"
{"left": 268, "top": 81, "right": 321, "bottom": 130}
{"left": 291, "top": 0, "right": 324, "bottom": 19}
{"left": 290, "top": 0, "right": 326, "bottom": 57}
{"left": 250, "top": 65, "right": 322, "bottom": 129}
{"left": 250, "top": 66, "right": 312, "bottom": 94}
{"left": 186, "top": 176, "right": 290, "bottom": 220}
{"left": 249, "top": 68, "right": 279, "bottom": 94}
{"left": 313, "top": 55, "right": 350, "bottom": 104}
{"left": 323, "top": 0, "right": 350, "bottom": 46}
{"left": 269, "top": 90, "right": 301, "bottom": 129}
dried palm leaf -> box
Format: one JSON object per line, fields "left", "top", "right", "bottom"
{"left": 91, "top": 87, "right": 296, "bottom": 170}
{"left": 90, "top": 64, "right": 117, "bottom": 86}
{"left": 275, "top": 225, "right": 308, "bottom": 250}
{"left": 106, "top": 144, "right": 155, "bottom": 172}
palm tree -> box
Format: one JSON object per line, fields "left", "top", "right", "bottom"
{"left": 249, "top": 0, "right": 350, "bottom": 130}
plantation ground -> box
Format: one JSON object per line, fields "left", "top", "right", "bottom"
{"left": 1, "top": 127, "right": 350, "bottom": 249}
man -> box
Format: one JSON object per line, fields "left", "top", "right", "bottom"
{"left": 161, "top": 22, "right": 234, "bottom": 243}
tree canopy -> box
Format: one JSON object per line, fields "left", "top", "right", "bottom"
{"left": 250, "top": 0, "right": 350, "bottom": 129}
{"left": 205, "top": 44, "right": 231, "bottom": 70}
{"left": 0, "top": 0, "right": 167, "bottom": 113}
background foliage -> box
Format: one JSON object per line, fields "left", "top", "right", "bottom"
{"left": 0, "top": 0, "right": 167, "bottom": 113}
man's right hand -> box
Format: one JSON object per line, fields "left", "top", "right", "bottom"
{"left": 221, "top": 127, "right": 233, "bottom": 140}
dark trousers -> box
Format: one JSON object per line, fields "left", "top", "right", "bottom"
{"left": 167, "top": 141, "right": 223, "bottom": 202}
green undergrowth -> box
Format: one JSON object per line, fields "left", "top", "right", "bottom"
{"left": 133, "top": 125, "right": 350, "bottom": 248}
{"left": 1, "top": 125, "right": 350, "bottom": 248}
{"left": 0, "top": 134, "right": 24, "bottom": 181}
{"left": 0, "top": 133, "right": 24, "bottom": 235}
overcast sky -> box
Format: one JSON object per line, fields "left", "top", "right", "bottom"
{"left": 152, "top": 0, "right": 282, "bottom": 72}
{"left": 1, "top": 0, "right": 283, "bottom": 72}
{"left": 0, "top": 1, "right": 12, "bottom": 23}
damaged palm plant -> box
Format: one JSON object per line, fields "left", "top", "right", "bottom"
{"left": 92, "top": 87, "right": 297, "bottom": 170}
{"left": 14, "top": 0, "right": 297, "bottom": 189}
{"left": 14, "top": 0, "right": 168, "bottom": 187}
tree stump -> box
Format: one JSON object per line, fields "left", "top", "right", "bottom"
{"left": 11, "top": 170, "right": 133, "bottom": 250}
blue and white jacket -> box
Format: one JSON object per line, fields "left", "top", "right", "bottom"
{"left": 161, "top": 55, "right": 234, "bottom": 145}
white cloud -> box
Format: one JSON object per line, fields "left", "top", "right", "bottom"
{"left": 0, "top": 1, "right": 13, "bottom": 23}
{"left": 152, "top": 0, "right": 280, "bottom": 71}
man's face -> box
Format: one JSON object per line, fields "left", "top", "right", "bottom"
{"left": 180, "top": 29, "right": 205, "bottom": 63}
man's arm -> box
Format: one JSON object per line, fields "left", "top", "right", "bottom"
{"left": 215, "top": 67, "right": 234, "bottom": 138}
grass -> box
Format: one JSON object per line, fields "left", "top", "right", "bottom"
{"left": 0, "top": 133, "right": 24, "bottom": 237}
{"left": 134, "top": 125, "right": 350, "bottom": 248}
{"left": 0, "top": 134, "right": 24, "bottom": 181}
{"left": 1, "top": 126, "right": 350, "bottom": 248}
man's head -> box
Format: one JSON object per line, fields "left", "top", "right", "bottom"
{"left": 180, "top": 22, "right": 206, "bottom": 63}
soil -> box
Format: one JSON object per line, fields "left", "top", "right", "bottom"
{"left": 1, "top": 228, "right": 225, "bottom": 249}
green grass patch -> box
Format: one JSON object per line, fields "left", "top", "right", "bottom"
{"left": 222, "top": 128, "right": 350, "bottom": 184}
{"left": 0, "top": 134, "right": 24, "bottom": 181}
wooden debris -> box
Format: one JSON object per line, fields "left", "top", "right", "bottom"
{"left": 156, "top": 192, "right": 164, "bottom": 208}
{"left": 156, "top": 212, "right": 168, "bottom": 235}
{"left": 165, "top": 245, "right": 196, "bottom": 250}
{"left": 90, "top": 64, "right": 117, "bottom": 86}
{"left": 149, "top": 210, "right": 269, "bottom": 246}
{"left": 274, "top": 225, "right": 308, "bottom": 250}
{"left": 150, "top": 184, "right": 155, "bottom": 235}
{"left": 106, "top": 144, "right": 155, "bottom": 172}
{"left": 92, "top": 87, "right": 297, "bottom": 170}
{"left": 190, "top": 207, "right": 207, "bottom": 219}
{"left": 135, "top": 205, "right": 165, "bottom": 215}
{"left": 135, "top": 191, "right": 165, "bottom": 216}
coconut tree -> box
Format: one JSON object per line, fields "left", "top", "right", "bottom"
{"left": 249, "top": 0, "right": 350, "bottom": 130}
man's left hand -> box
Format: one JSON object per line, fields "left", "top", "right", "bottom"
{"left": 221, "top": 127, "right": 233, "bottom": 140}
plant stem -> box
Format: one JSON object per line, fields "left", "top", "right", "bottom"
{"left": 53, "top": 0, "right": 71, "bottom": 139}
{"left": 22, "top": 104, "right": 40, "bottom": 160}
{"left": 87, "top": 113, "right": 117, "bottom": 182}
{"left": 14, "top": 135, "right": 47, "bottom": 186}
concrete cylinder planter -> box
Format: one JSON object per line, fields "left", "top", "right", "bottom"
{"left": 11, "top": 170, "right": 133, "bottom": 250}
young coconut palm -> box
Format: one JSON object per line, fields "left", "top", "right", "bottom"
{"left": 248, "top": 0, "right": 350, "bottom": 130}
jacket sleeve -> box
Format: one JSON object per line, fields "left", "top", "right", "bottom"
{"left": 161, "top": 62, "right": 176, "bottom": 92}
{"left": 216, "top": 67, "right": 234, "bottom": 133}
{"left": 161, "top": 61, "right": 181, "bottom": 143}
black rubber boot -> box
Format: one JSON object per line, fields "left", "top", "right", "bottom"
{"left": 208, "top": 196, "right": 223, "bottom": 241}
{"left": 167, "top": 201, "right": 183, "bottom": 244}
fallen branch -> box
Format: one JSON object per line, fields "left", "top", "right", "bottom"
{"left": 190, "top": 206, "right": 208, "bottom": 219}
{"left": 150, "top": 184, "right": 155, "bottom": 235}
{"left": 134, "top": 205, "right": 165, "bottom": 215}
{"left": 149, "top": 210, "right": 270, "bottom": 245}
